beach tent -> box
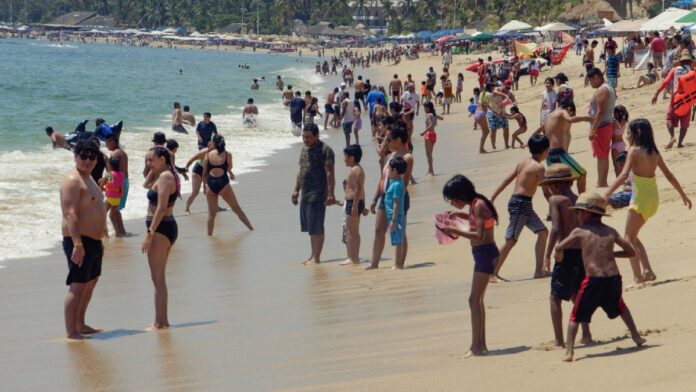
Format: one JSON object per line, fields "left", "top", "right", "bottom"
{"left": 437, "top": 34, "right": 457, "bottom": 44}
{"left": 640, "top": 8, "right": 690, "bottom": 31}
{"left": 415, "top": 30, "right": 433, "bottom": 40}
{"left": 675, "top": 9, "right": 696, "bottom": 24}
{"left": 535, "top": 22, "right": 579, "bottom": 32}
{"left": 469, "top": 32, "right": 494, "bottom": 41}
{"left": 498, "top": 20, "right": 532, "bottom": 32}
{"left": 671, "top": 0, "right": 694, "bottom": 7}
{"left": 602, "top": 19, "right": 649, "bottom": 33}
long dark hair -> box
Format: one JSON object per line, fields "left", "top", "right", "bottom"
{"left": 152, "top": 146, "right": 181, "bottom": 197}
{"left": 423, "top": 101, "right": 437, "bottom": 116}
{"left": 212, "top": 134, "right": 226, "bottom": 153}
{"left": 629, "top": 118, "right": 658, "bottom": 155}
{"left": 442, "top": 174, "right": 498, "bottom": 223}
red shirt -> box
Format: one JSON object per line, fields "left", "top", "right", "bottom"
{"left": 651, "top": 37, "right": 665, "bottom": 53}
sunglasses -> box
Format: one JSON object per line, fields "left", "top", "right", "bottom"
{"left": 77, "top": 153, "right": 97, "bottom": 161}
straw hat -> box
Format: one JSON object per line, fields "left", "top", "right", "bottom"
{"left": 571, "top": 191, "right": 611, "bottom": 216}
{"left": 539, "top": 163, "right": 575, "bottom": 185}
{"left": 677, "top": 48, "right": 694, "bottom": 62}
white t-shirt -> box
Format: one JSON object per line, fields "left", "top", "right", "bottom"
{"left": 541, "top": 90, "right": 557, "bottom": 113}
{"left": 401, "top": 91, "right": 419, "bottom": 110}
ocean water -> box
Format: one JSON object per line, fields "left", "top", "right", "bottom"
{"left": 0, "top": 38, "right": 323, "bottom": 262}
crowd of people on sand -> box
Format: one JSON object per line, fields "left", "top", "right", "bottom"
{"left": 51, "top": 33, "right": 695, "bottom": 362}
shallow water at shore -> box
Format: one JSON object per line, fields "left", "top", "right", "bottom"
{"left": 0, "top": 38, "right": 321, "bottom": 261}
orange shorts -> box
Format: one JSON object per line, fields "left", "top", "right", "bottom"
{"left": 591, "top": 123, "right": 613, "bottom": 160}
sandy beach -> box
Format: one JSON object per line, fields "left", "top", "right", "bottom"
{"left": 2, "top": 47, "right": 696, "bottom": 391}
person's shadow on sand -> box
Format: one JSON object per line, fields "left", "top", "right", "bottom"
{"left": 485, "top": 345, "right": 531, "bottom": 356}
{"left": 576, "top": 344, "right": 655, "bottom": 361}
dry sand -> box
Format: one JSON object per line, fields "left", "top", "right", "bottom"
{"left": 1, "top": 47, "right": 696, "bottom": 391}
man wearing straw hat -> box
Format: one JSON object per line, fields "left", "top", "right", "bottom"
{"left": 651, "top": 48, "right": 694, "bottom": 148}
{"left": 541, "top": 164, "right": 591, "bottom": 349}
{"left": 554, "top": 191, "right": 645, "bottom": 362}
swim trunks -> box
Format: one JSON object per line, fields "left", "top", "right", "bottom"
{"left": 423, "top": 130, "right": 437, "bottom": 143}
{"left": 172, "top": 124, "right": 188, "bottom": 134}
{"left": 192, "top": 162, "right": 204, "bottom": 177}
{"left": 546, "top": 148, "right": 587, "bottom": 178}
{"left": 486, "top": 111, "right": 508, "bottom": 129}
{"left": 471, "top": 242, "right": 499, "bottom": 275}
{"left": 591, "top": 123, "right": 613, "bottom": 160}
{"left": 630, "top": 174, "right": 659, "bottom": 221}
{"left": 342, "top": 121, "right": 354, "bottom": 135}
{"left": 344, "top": 199, "right": 365, "bottom": 215}
{"left": 551, "top": 249, "right": 585, "bottom": 301}
{"left": 570, "top": 275, "right": 627, "bottom": 323}
{"left": 504, "top": 194, "right": 547, "bottom": 241}
{"left": 62, "top": 236, "right": 103, "bottom": 285}
{"left": 118, "top": 178, "right": 129, "bottom": 211}
{"left": 300, "top": 200, "right": 326, "bottom": 235}
{"left": 146, "top": 215, "right": 178, "bottom": 245}
{"left": 607, "top": 76, "right": 617, "bottom": 89}
{"left": 324, "top": 104, "right": 335, "bottom": 114}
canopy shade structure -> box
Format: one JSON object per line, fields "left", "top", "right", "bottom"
{"left": 675, "top": 9, "right": 696, "bottom": 23}
{"left": 469, "top": 31, "right": 495, "bottom": 41}
{"left": 640, "top": 8, "right": 691, "bottom": 31}
{"left": 437, "top": 34, "right": 457, "bottom": 44}
{"left": 535, "top": 22, "right": 579, "bottom": 32}
{"left": 498, "top": 20, "right": 532, "bottom": 32}
{"left": 601, "top": 19, "right": 649, "bottom": 33}
{"left": 671, "top": 0, "right": 694, "bottom": 7}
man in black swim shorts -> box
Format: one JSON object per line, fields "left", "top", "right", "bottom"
{"left": 292, "top": 123, "right": 336, "bottom": 265}
{"left": 60, "top": 140, "right": 107, "bottom": 340}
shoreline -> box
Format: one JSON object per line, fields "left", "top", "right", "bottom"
{"left": 2, "top": 42, "right": 696, "bottom": 390}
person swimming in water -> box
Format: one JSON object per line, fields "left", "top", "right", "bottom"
{"left": 45, "top": 127, "right": 71, "bottom": 150}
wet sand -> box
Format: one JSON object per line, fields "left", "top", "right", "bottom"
{"left": 2, "top": 51, "right": 696, "bottom": 391}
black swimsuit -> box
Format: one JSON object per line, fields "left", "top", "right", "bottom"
{"left": 206, "top": 152, "right": 230, "bottom": 195}
{"left": 146, "top": 189, "right": 178, "bottom": 244}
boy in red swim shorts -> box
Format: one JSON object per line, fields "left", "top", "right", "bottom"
{"left": 554, "top": 191, "right": 645, "bottom": 362}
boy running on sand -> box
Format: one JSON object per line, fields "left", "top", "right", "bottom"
{"left": 541, "top": 164, "right": 591, "bottom": 348}
{"left": 340, "top": 145, "right": 367, "bottom": 265}
{"left": 555, "top": 191, "right": 645, "bottom": 362}
{"left": 536, "top": 100, "right": 592, "bottom": 194}
{"left": 490, "top": 135, "right": 550, "bottom": 282}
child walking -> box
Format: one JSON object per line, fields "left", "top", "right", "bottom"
{"left": 604, "top": 118, "right": 692, "bottom": 284}
{"left": 611, "top": 105, "right": 629, "bottom": 177}
{"left": 555, "top": 191, "right": 645, "bottom": 362}
{"left": 352, "top": 103, "right": 362, "bottom": 145}
{"left": 456, "top": 73, "right": 464, "bottom": 103}
{"left": 490, "top": 135, "right": 550, "bottom": 282}
{"left": 507, "top": 106, "right": 528, "bottom": 148}
{"left": 386, "top": 157, "right": 408, "bottom": 268}
{"left": 421, "top": 101, "right": 444, "bottom": 177}
{"left": 441, "top": 175, "right": 499, "bottom": 357}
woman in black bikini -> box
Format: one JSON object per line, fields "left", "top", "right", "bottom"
{"left": 203, "top": 135, "right": 254, "bottom": 236}
{"left": 142, "top": 146, "right": 179, "bottom": 331}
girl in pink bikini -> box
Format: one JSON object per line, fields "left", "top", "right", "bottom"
{"left": 421, "top": 101, "right": 444, "bottom": 176}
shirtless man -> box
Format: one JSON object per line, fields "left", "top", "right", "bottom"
{"left": 282, "top": 85, "right": 294, "bottom": 107}
{"left": 403, "top": 74, "right": 414, "bottom": 92}
{"left": 243, "top": 98, "right": 259, "bottom": 117}
{"left": 340, "top": 144, "right": 366, "bottom": 265}
{"left": 251, "top": 78, "right": 260, "bottom": 90}
{"left": 105, "top": 134, "right": 129, "bottom": 237}
{"left": 275, "top": 75, "right": 284, "bottom": 91}
{"left": 389, "top": 74, "right": 402, "bottom": 104}
{"left": 490, "top": 134, "right": 550, "bottom": 282}
{"left": 45, "top": 127, "right": 71, "bottom": 150}
{"left": 555, "top": 191, "right": 645, "bottom": 362}
{"left": 535, "top": 101, "right": 592, "bottom": 194}
{"left": 60, "top": 140, "right": 106, "bottom": 339}
{"left": 324, "top": 88, "right": 336, "bottom": 130}
{"left": 171, "top": 102, "right": 188, "bottom": 134}
{"left": 583, "top": 40, "right": 597, "bottom": 87}
{"left": 181, "top": 105, "right": 196, "bottom": 126}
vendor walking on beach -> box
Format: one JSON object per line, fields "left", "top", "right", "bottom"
{"left": 60, "top": 140, "right": 106, "bottom": 340}
{"left": 292, "top": 123, "right": 336, "bottom": 265}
